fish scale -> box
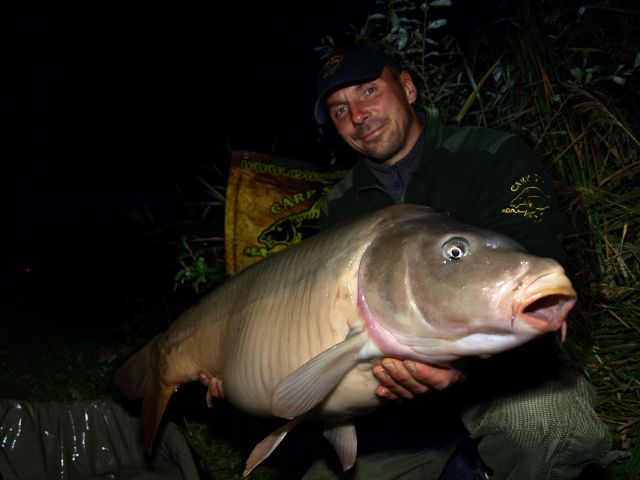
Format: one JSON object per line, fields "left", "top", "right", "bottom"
{"left": 113, "top": 203, "right": 576, "bottom": 476}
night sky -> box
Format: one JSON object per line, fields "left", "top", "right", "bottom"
{"left": 3, "top": 2, "right": 488, "bottom": 330}
{"left": 3, "top": 3, "right": 376, "bottom": 329}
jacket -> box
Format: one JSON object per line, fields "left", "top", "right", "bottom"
{"left": 319, "top": 107, "right": 567, "bottom": 265}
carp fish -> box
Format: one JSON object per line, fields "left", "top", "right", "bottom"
{"left": 113, "top": 204, "right": 577, "bottom": 476}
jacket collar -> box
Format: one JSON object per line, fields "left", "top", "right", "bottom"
{"left": 351, "top": 107, "right": 443, "bottom": 192}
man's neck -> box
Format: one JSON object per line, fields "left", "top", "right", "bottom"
{"left": 384, "top": 115, "right": 424, "bottom": 167}
{"left": 364, "top": 123, "right": 426, "bottom": 202}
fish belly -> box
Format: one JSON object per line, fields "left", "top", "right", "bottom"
{"left": 200, "top": 221, "right": 376, "bottom": 417}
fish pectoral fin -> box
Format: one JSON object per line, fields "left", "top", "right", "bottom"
{"left": 324, "top": 421, "right": 358, "bottom": 472}
{"left": 271, "top": 331, "right": 368, "bottom": 419}
{"left": 243, "top": 417, "right": 303, "bottom": 477}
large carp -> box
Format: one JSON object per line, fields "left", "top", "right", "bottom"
{"left": 114, "top": 204, "right": 577, "bottom": 476}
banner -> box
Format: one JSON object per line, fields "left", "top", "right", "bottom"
{"left": 224, "top": 151, "right": 348, "bottom": 276}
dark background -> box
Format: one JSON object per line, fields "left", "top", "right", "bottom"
{"left": 3, "top": 2, "right": 375, "bottom": 329}
{"left": 2, "top": 2, "right": 488, "bottom": 330}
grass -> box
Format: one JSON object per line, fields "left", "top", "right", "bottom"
{"left": 319, "top": 1, "right": 639, "bottom": 477}
{"left": 2, "top": 1, "right": 637, "bottom": 479}
{"left": 0, "top": 327, "right": 118, "bottom": 402}
{"left": 0, "top": 320, "right": 324, "bottom": 479}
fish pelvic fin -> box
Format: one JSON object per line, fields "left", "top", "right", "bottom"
{"left": 243, "top": 417, "right": 303, "bottom": 477}
{"left": 270, "top": 331, "right": 368, "bottom": 419}
{"left": 113, "top": 335, "right": 177, "bottom": 454}
{"left": 324, "top": 421, "right": 357, "bottom": 472}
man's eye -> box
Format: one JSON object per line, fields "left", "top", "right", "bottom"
{"left": 364, "top": 86, "right": 376, "bottom": 96}
{"left": 334, "top": 106, "right": 347, "bottom": 118}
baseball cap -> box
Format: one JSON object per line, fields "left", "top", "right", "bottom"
{"left": 314, "top": 45, "right": 400, "bottom": 124}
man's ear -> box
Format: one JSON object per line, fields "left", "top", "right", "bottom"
{"left": 400, "top": 70, "right": 418, "bottom": 104}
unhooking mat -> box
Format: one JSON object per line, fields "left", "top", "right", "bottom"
{"left": 0, "top": 399, "right": 199, "bottom": 480}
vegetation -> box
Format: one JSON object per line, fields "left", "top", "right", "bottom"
{"left": 318, "top": 0, "right": 638, "bottom": 476}
{"left": 2, "top": 1, "right": 637, "bottom": 479}
{"left": 172, "top": 2, "right": 640, "bottom": 476}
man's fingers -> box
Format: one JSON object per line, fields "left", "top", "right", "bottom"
{"left": 375, "top": 385, "right": 399, "bottom": 401}
{"left": 373, "top": 358, "right": 465, "bottom": 400}
{"left": 403, "top": 361, "right": 465, "bottom": 391}
{"left": 373, "top": 360, "right": 427, "bottom": 399}
{"left": 383, "top": 359, "right": 431, "bottom": 394}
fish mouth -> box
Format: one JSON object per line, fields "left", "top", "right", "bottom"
{"left": 516, "top": 273, "right": 578, "bottom": 340}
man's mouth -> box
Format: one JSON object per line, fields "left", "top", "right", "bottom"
{"left": 358, "top": 123, "right": 384, "bottom": 141}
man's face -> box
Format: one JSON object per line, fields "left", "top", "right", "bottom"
{"left": 325, "top": 68, "right": 421, "bottom": 165}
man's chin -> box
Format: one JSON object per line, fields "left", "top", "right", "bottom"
{"left": 364, "top": 146, "right": 397, "bottom": 164}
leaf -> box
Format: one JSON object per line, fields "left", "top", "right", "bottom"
{"left": 428, "top": 19, "right": 447, "bottom": 30}
{"left": 570, "top": 67, "right": 583, "bottom": 81}
{"left": 397, "top": 28, "right": 408, "bottom": 50}
{"left": 611, "top": 76, "right": 626, "bottom": 86}
{"left": 390, "top": 11, "right": 400, "bottom": 33}
{"left": 198, "top": 178, "right": 225, "bottom": 204}
{"left": 430, "top": 0, "right": 453, "bottom": 6}
{"left": 368, "top": 13, "right": 386, "bottom": 21}
{"left": 634, "top": 52, "right": 640, "bottom": 69}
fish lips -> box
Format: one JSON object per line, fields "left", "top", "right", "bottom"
{"left": 515, "top": 272, "right": 577, "bottom": 339}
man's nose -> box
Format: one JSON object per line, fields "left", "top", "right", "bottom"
{"left": 350, "top": 103, "right": 370, "bottom": 124}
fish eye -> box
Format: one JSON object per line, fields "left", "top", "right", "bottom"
{"left": 442, "top": 237, "right": 469, "bottom": 260}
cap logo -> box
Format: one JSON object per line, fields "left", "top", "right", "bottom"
{"left": 322, "top": 53, "right": 344, "bottom": 79}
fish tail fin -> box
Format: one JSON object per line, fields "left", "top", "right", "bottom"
{"left": 113, "top": 335, "right": 177, "bottom": 454}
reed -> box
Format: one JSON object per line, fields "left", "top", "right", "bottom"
{"left": 324, "top": 0, "right": 639, "bottom": 476}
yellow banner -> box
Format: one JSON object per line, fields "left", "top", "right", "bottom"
{"left": 224, "top": 151, "right": 348, "bottom": 276}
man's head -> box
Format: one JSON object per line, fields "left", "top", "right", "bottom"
{"left": 314, "top": 45, "right": 422, "bottom": 166}
{"left": 314, "top": 45, "right": 401, "bottom": 124}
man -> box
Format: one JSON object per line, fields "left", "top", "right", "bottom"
{"left": 305, "top": 44, "right": 610, "bottom": 479}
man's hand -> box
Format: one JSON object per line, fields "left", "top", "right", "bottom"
{"left": 372, "top": 358, "right": 464, "bottom": 400}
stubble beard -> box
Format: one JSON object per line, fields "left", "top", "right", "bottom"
{"left": 355, "top": 121, "right": 405, "bottom": 164}
{"left": 361, "top": 131, "right": 405, "bottom": 164}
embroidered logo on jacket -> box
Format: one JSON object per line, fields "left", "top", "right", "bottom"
{"left": 501, "top": 173, "right": 550, "bottom": 222}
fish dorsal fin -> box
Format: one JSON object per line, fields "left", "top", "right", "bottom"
{"left": 323, "top": 421, "right": 358, "bottom": 472}
{"left": 271, "top": 331, "right": 368, "bottom": 419}
{"left": 243, "top": 417, "right": 303, "bottom": 477}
